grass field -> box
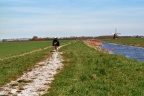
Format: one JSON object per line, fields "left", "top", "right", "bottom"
{"left": 0, "top": 41, "right": 50, "bottom": 58}
{"left": 45, "top": 41, "right": 144, "bottom": 96}
{"left": 0, "top": 40, "right": 70, "bottom": 58}
{"left": 0, "top": 48, "right": 52, "bottom": 86}
{"left": 0, "top": 40, "right": 72, "bottom": 86}
{"left": 100, "top": 38, "right": 144, "bottom": 47}
{"left": 0, "top": 40, "right": 144, "bottom": 95}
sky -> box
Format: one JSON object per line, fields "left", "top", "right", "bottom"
{"left": 0, "top": 0, "right": 144, "bottom": 39}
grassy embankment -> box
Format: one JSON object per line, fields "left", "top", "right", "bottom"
{"left": 100, "top": 38, "right": 144, "bottom": 47}
{"left": 45, "top": 40, "right": 144, "bottom": 96}
{"left": 0, "top": 40, "right": 71, "bottom": 86}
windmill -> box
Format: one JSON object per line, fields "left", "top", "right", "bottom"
{"left": 111, "top": 28, "right": 121, "bottom": 39}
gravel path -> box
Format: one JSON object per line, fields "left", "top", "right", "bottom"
{"left": 0, "top": 51, "right": 63, "bottom": 96}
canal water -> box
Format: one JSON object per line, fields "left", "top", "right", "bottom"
{"left": 101, "top": 42, "right": 144, "bottom": 62}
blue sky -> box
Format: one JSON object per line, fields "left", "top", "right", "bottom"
{"left": 0, "top": 0, "right": 144, "bottom": 39}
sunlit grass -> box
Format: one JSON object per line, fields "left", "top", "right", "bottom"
{"left": 0, "top": 41, "right": 51, "bottom": 58}
{"left": 45, "top": 40, "right": 144, "bottom": 96}
{"left": 0, "top": 48, "right": 52, "bottom": 86}
{"left": 0, "top": 40, "right": 72, "bottom": 58}
{"left": 0, "top": 40, "right": 72, "bottom": 86}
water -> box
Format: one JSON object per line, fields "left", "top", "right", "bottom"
{"left": 101, "top": 42, "right": 144, "bottom": 62}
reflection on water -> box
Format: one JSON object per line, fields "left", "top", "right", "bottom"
{"left": 101, "top": 42, "right": 144, "bottom": 62}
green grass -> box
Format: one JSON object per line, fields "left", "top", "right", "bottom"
{"left": 0, "top": 40, "right": 73, "bottom": 86}
{"left": 0, "top": 40, "right": 72, "bottom": 58}
{"left": 0, "top": 41, "right": 51, "bottom": 58}
{"left": 100, "top": 38, "right": 144, "bottom": 47}
{"left": 45, "top": 41, "right": 144, "bottom": 96}
{"left": 0, "top": 48, "right": 52, "bottom": 86}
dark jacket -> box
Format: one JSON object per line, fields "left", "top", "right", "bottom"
{"left": 52, "top": 39, "right": 60, "bottom": 46}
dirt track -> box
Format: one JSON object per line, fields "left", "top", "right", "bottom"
{"left": 0, "top": 49, "right": 63, "bottom": 96}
